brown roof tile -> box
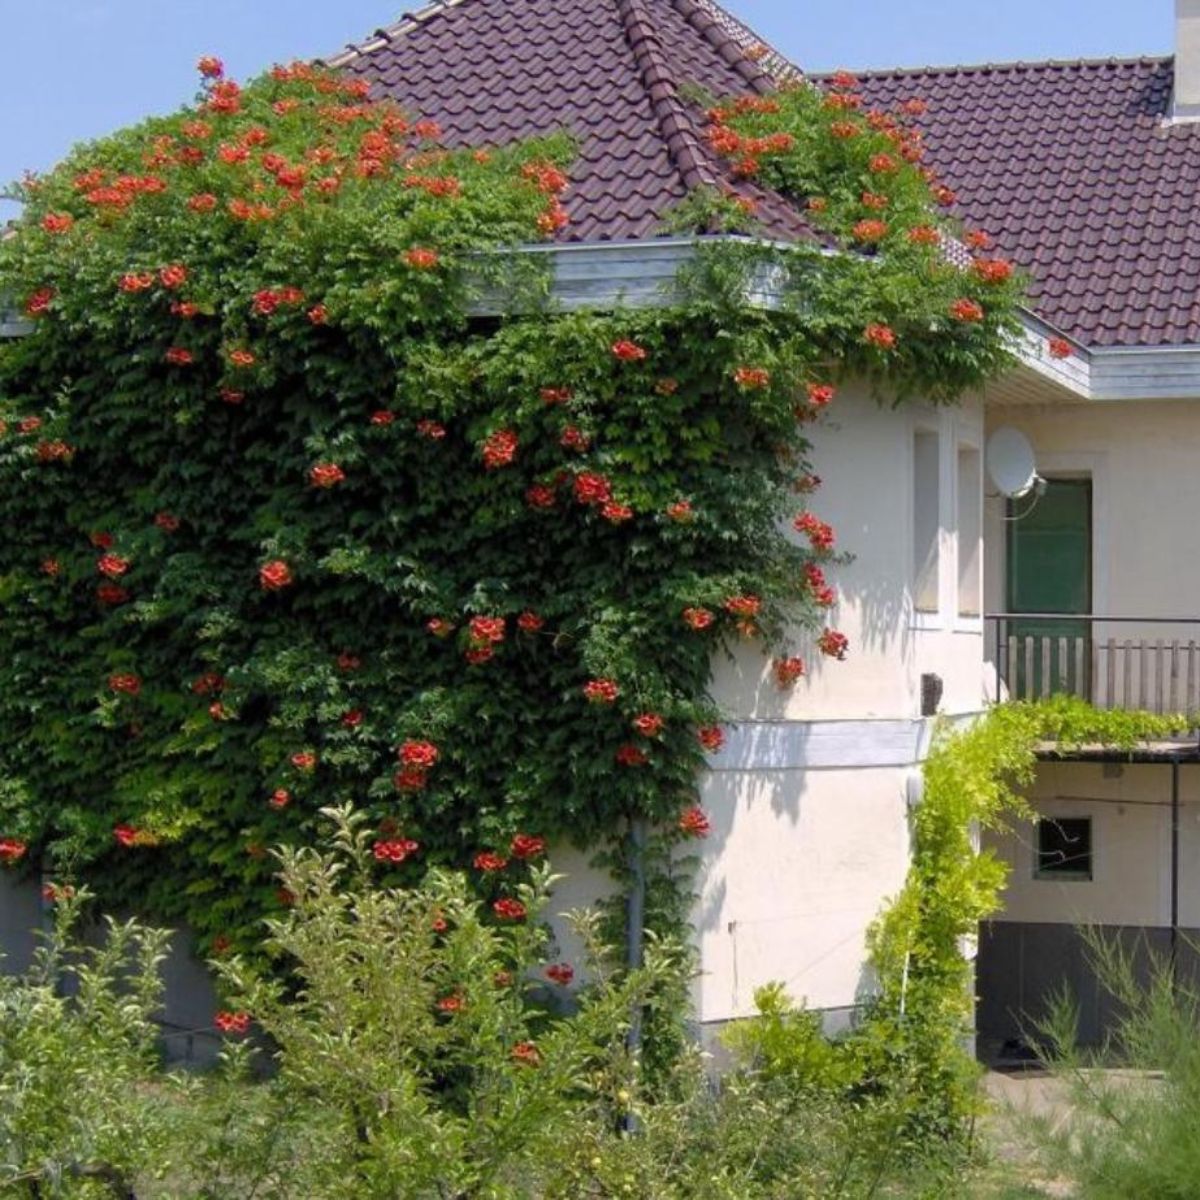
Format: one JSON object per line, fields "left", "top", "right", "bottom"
{"left": 847, "top": 57, "right": 1200, "bottom": 347}
{"left": 325, "top": 0, "right": 811, "bottom": 243}
{"left": 326, "top": 5, "right": 1198, "bottom": 348}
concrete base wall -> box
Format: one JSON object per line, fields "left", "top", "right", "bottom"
{"left": 0, "top": 870, "right": 44, "bottom": 973}
{"left": 0, "top": 874, "right": 221, "bottom": 1066}
{"left": 976, "top": 919, "right": 1200, "bottom": 1061}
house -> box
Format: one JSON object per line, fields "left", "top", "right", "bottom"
{"left": 3, "top": 0, "right": 1193, "bottom": 1060}
{"left": 846, "top": 11, "right": 1200, "bottom": 1050}
{"left": 322, "top": 0, "right": 1054, "bottom": 1045}
{"left": 327, "top": 0, "right": 1200, "bottom": 1051}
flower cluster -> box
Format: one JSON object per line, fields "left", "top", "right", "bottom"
{"left": 545, "top": 962, "right": 574, "bottom": 986}
{"left": 214, "top": 1010, "right": 252, "bottom": 1035}
{"left": 611, "top": 340, "right": 646, "bottom": 362}
{"left": 395, "top": 740, "right": 439, "bottom": 791}
{"left": 949, "top": 298, "right": 984, "bottom": 323}
{"left": 310, "top": 462, "right": 346, "bottom": 488}
{"left": 482, "top": 429, "right": 518, "bottom": 469}
{"left": 733, "top": 366, "right": 771, "bottom": 389}
{"left": 774, "top": 656, "right": 806, "bottom": 688}
{"left": 0, "top": 838, "right": 27, "bottom": 864}
{"left": 492, "top": 897, "right": 527, "bottom": 921}
{"left": 510, "top": 1040, "right": 540, "bottom": 1066}
{"left": 373, "top": 838, "right": 419, "bottom": 864}
{"left": 583, "top": 678, "right": 619, "bottom": 705}
{"left": 793, "top": 512, "right": 835, "bottom": 552}
{"left": 510, "top": 834, "right": 545, "bottom": 860}
{"left": 818, "top": 629, "right": 850, "bottom": 661}
{"left": 260, "top": 560, "right": 294, "bottom": 591}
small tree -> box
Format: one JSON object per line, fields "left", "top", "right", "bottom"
{"left": 163, "top": 806, "right": 679, "bottom": 1197}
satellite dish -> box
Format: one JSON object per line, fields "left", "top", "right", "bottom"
{"left": 986, "top": 427, "right": 1040, "bottom": 499}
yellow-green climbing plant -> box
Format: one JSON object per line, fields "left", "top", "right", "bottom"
{"left": 866, "top": 695, "right": 1197, "bottom": 1132}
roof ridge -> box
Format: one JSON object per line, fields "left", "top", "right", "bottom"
{"left": 615, "top": 0, "right": 723, "bottom": 193}
{"left": 668, "top": 0, "right": 783, "bottom": 93}
{"left": 322, "top": 0, "right": 472, "bottom": 68}
{"left": 824, "top": 53, "right": 1170, "bottom": 80}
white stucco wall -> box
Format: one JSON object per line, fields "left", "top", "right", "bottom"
{"left": 715, "top": 386, "right": 988, "bottom": 723}
{"left": 692, "top": 762, "right": 913, "bottom": 1021}
{"left": 548, "top": 758, "right": 919, "bottom": 1024}
{"left": 542, "top": 385, "right": 992, "bottom": 1022}
{"left": 985, "top": 399, "right": 1200, "bottom": 638}
{"left": 986, "top": 760, "right": 1200, "bottom": 929}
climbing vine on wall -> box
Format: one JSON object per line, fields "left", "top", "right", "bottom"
{"left": 0, "top": 60, "right": 1020, "bottom": 955}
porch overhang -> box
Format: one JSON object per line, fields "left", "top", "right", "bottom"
{"left": 1034, "top": 738, "right": 1200, "bottom": 764}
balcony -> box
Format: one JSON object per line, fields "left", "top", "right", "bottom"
{"left": 986, "top": 614, "right": 1200, "bottom": 714}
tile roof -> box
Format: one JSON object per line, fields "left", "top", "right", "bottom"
{"left": 848, "top": 57, "right": 1200, "bottom": 348}
{"left": 325, "top": 0, "right": 811, "bottom": 243}
{"left": 327, "top": 4, "right": 1200, "bottom": 348}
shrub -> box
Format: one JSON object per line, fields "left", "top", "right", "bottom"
{"left": 1, "top": 812, "right": 985, "bottom": 1198}
{"left": 0, "top": 894, "right": 173, "bottom": 1196}
{"left": 1015, "top": 931, "right": 1200, "bottom": 1199}
{"left": 187, "top": 805, "right": 682, "bottom": 1197}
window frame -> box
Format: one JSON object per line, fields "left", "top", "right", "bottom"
{"left": 911, "top": 422, "right": 943, "bottom": 625}
{"left": 1034, "top": 815, "right": 1094, "bottom": 882}
{"left": 954, "top": 440, "right": 983, "bottom": 627}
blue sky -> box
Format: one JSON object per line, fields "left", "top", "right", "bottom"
{"left": 0, "top": 0, "right": 1174, "bottom": 218}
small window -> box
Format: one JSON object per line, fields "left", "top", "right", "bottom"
{"left": 1035, "top": 817, "right": 1092, "bottom": 881}
{"left": 913, "top": 430, "right": 940, "bottom": 613}
{"left": 957, "top": 445, "right": 982, "bottom": 617}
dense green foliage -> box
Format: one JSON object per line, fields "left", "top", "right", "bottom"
{"left": 682, "top": 75, "right": 1024, "bottom": 402}
{"left": 0, "top": 812, "right": 985, "bottom": 1199}
{"left": 0, "top": 60, "right": 1021, "bottom": 957}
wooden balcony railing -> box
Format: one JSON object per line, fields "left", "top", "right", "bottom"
{"left": 986, "top": 614, "right": 1200, "bottom": 714}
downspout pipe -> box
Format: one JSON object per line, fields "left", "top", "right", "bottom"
{"left": 625, "top": 816, "right": 648, "bottom": 1047}
{"left": 1171, "top": 758, "right": 1181, "bottom": 980}
{"left": 623, "top": 816, "right": 648, "bottom": 1136}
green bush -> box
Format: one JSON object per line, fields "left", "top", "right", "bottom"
{"left": 723, "top": 982, "right": 861, "bottom": 1090}
{"left": 0, "top": 895, "right": 174, "bottom": 1196}
{"left": 1, "top": 811, "right": 982, "bottom": 1198}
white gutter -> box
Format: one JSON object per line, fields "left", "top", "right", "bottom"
{"left": 1088, "top": 344, "right": 1200, "bottom": 401}
{"left": 6, "top": 234, "right": 1200, "bottom": 402}
{"left": 1006, "top": 307, "right": 1091, "bottom": 399}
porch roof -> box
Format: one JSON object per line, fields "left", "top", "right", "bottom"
{"left": 1035, "top": 739, "right": 1200, "bottom": 764}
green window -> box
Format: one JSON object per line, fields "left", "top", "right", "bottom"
{"left": 1006, "top": 478, "right": 1091, "bottom": 698}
